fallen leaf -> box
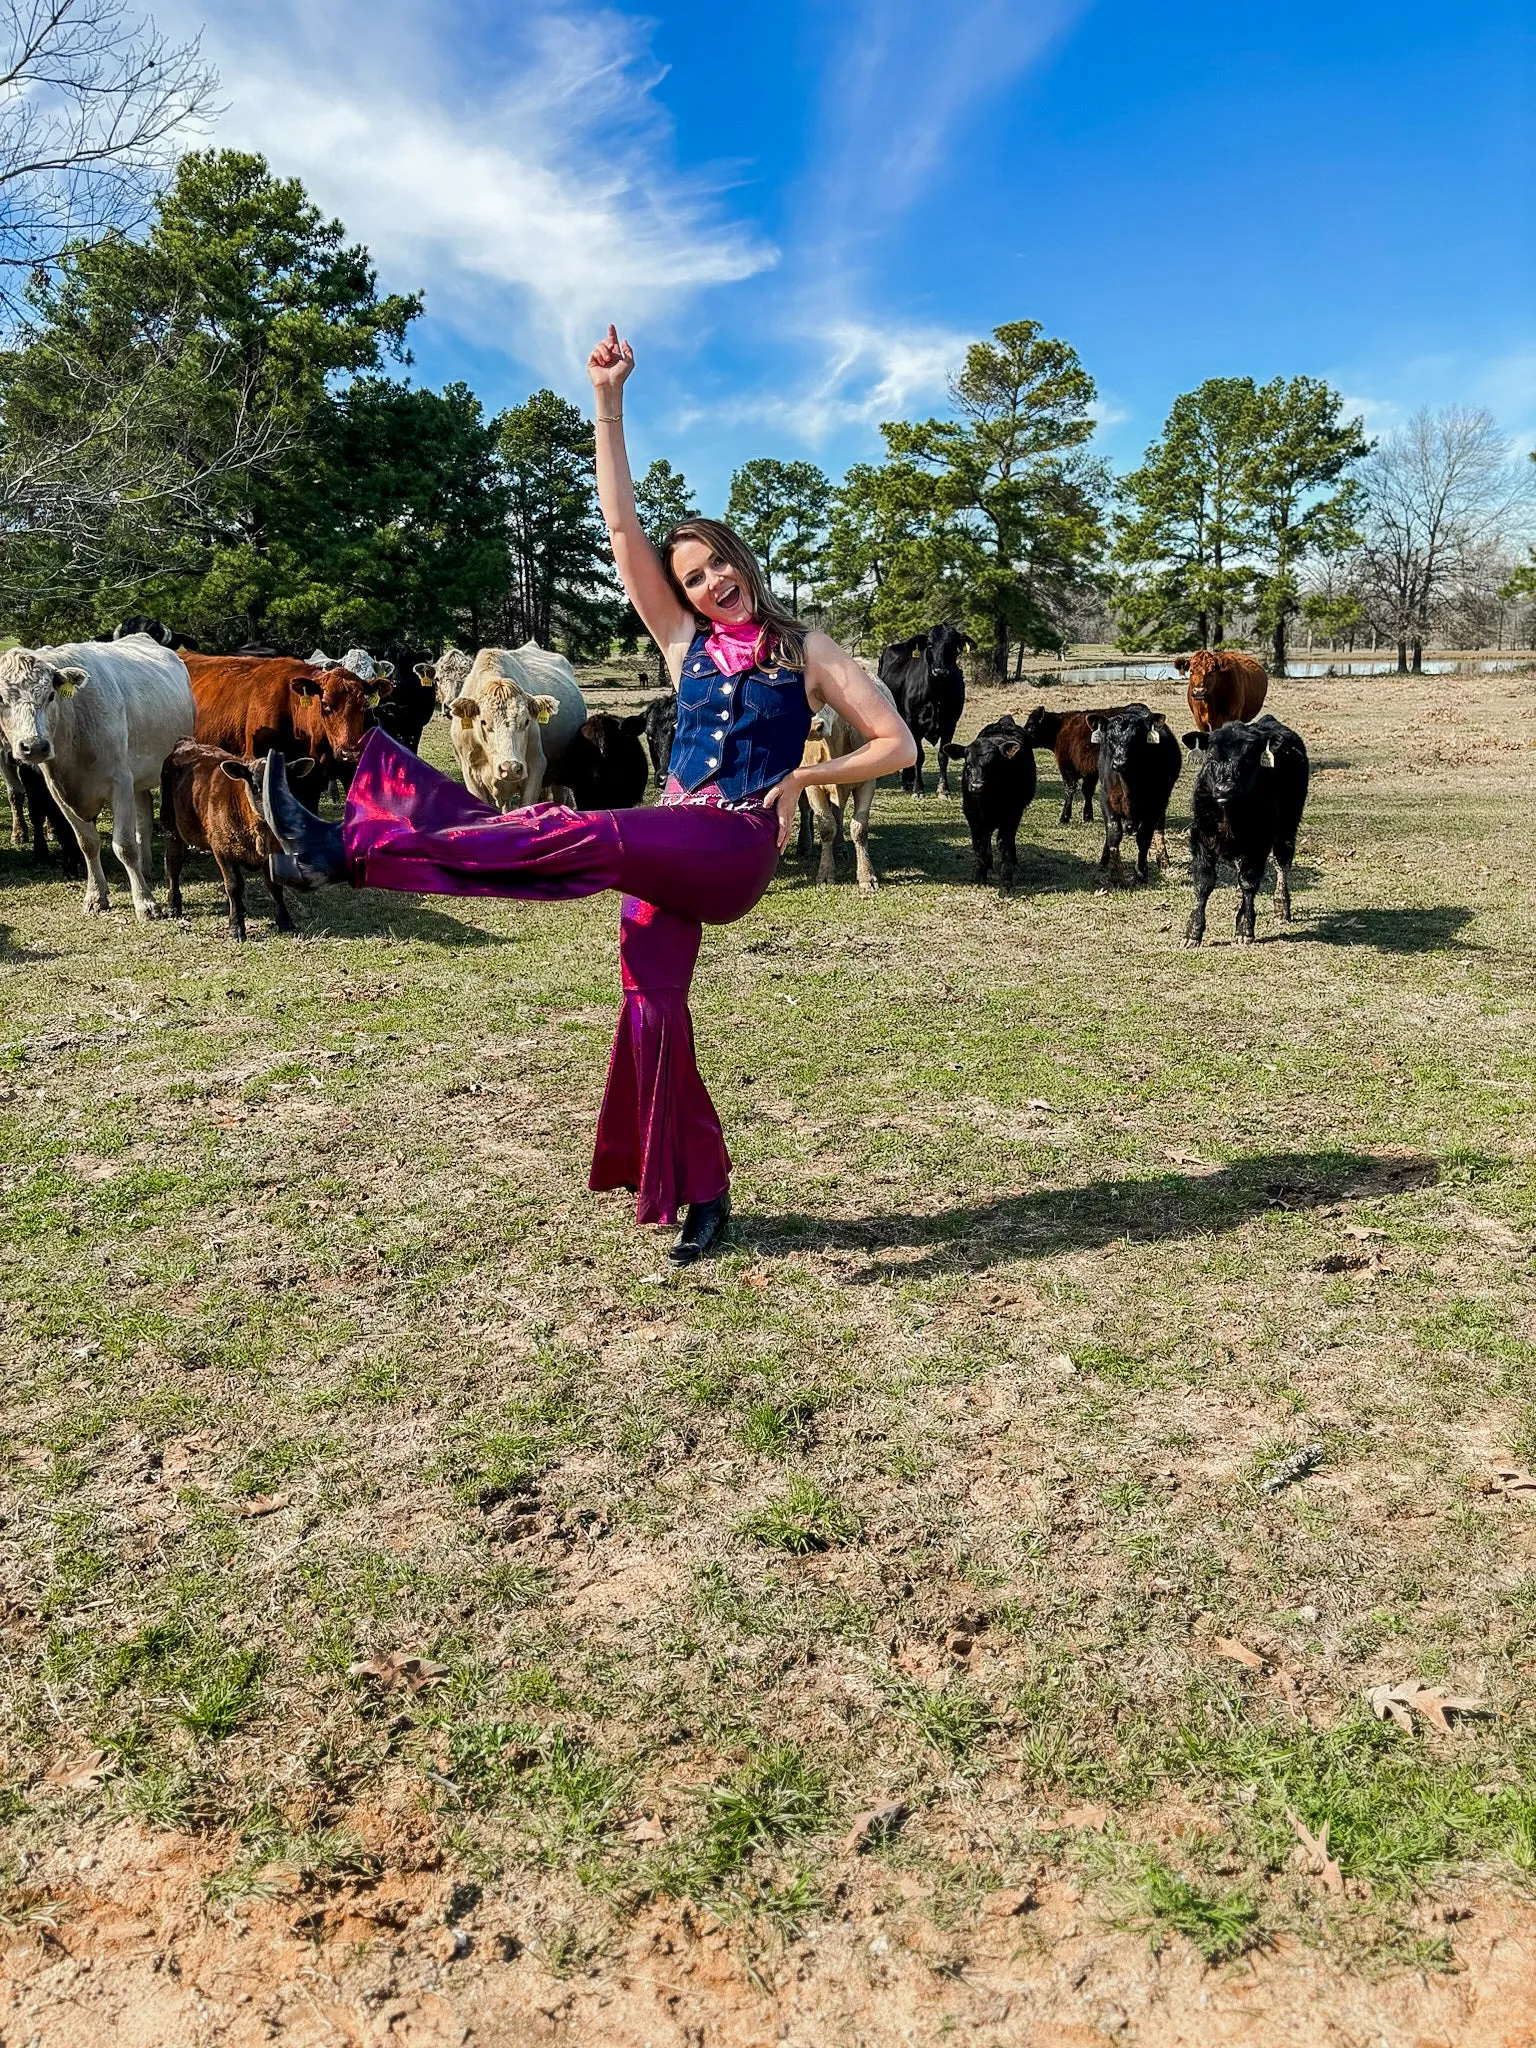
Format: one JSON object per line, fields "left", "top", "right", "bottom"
{"left": 1214, "top": 1637, "right": 1267, "bottom": 1670}
{"left": 1488, "top": 1467, "right": 1536, "bottom": 1498}
{"left": 1058, "top": 1802, "right": 1109, "bottom": 1832}
{"left": 626, "top": 1813, "right": 666, "bottom": 1845}
{"left": 1343, "top": 1223, "right": 1387, "bottom": 1241}
{"left": 1287, "top": 1811, "right": 1344, "bottom": 1896}
{"left": 348, "top": 1653, "right": 451, "bottom": 1694}
{"left": 1368, "top": 1680, "right": 1489, "bottom": 1735}
{"left": 741, "top": 1270, "right": 771, "bottom": 1289}
{"left": 1166, "top": 1148, "right": 1204, "bottom": 1165}
{"left": 44, "top": 1747, "right": 116, "bottom": 1791}
{"left": 843, "top": 1801, "right": 910, "bottom": 1854}
{"left": 1026, "top": 1098, "right": 1054, "bottom": 1113}
{"left": 233, "top": 1492, "right": 289, "bottom": 1518}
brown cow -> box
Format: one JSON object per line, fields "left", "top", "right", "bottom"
{"left": 161, "top": 738, "right": 311, "bottom": 940}
{"left": 181, "top": 653, "right": 388, "bottom": 798}
{"left": 1019, "top": 705, "right": 1131, "bottom": 823}
{"left": 1176, "top": 650, "right": 1269, "bottom": 731}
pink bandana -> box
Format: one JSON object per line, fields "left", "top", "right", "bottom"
{"left": 705, "top": 617, "right": 765, "bottom": 676}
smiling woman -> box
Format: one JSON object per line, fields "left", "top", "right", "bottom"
{"left": 255, "top": 324, "right": 915, "bottom": 1265}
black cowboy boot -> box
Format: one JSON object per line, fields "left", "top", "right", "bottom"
{"left": 669, "top": 1190, "right": 731, "bottom": 1266}
{"left": 259, "top": 752, "right": 351, "bottom": 890}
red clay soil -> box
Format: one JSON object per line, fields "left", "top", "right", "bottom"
{"left": 6, "top": 1820, "right": 1536, "bottom": 2047}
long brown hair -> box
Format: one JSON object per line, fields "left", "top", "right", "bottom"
{"left": 660, "top": 516, "right": 808, "bottom": 673}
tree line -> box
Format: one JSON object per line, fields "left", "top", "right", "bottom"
{"left": 0, "top": 6, "right": 1529, "bottom": 671}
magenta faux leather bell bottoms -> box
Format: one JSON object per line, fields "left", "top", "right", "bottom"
{"left": 343, "top": 730, "right": 779, "bottom": 1225}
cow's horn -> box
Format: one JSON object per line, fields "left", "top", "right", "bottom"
{"left": 1262, "top": 743, "right": 1275, "bottom": 767}
{"left": 1148, "top": 725, "right": 1160, "bottom": 744}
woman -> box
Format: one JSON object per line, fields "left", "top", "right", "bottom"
{"left": 261, "top": 324, "right": 915, "bottom": 1264}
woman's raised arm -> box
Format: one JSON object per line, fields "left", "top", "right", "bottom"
{"left": 588, "top": 326, "right": 694, "bottom": 673}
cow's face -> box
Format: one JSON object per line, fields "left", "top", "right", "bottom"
{"left": 450, "top": 682, "right": 556, "bottom": 808}
{"left": 927, "top": 624, "right": 970, "bottom": 675}
{"left": 289, "top": 667, "right": 379, "bottom": 763}
{"left": 0, "top": 650, "right": 89, "bottom": 763}
{"left": 1183, "top": 650, "right": 1217, "bottom": 702}
{"left": 420, "top": 649, "right": 475, "bottom": 711}
{"left": 1018, "top": 706, "right": 1051, "bottom": 746}
{"left": 1094, "top": 707, "right": 1165, "bottom": 775}
{"left": 972, "top": 723, "right": 1024, "bottom": 772}
{"left": 1186, "top": 722, "right": 1271, "bottom": 805}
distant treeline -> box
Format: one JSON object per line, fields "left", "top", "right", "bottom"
{"left": 1, "top": 151, "right": 1531, "bottom": 674}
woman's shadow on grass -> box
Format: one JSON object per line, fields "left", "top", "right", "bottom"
{"left": 749, "top": 1149, "right": 1438, "bottom": 1276}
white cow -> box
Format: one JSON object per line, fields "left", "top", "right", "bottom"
{"left": 798, "top": 690, "right": 889, "bottom": 893}
{"left": 439, "top": 645, "right": 588, "bottom": 809}
{"left": 418, "top": 647, "right": 475, "bottom": 711}
{"left": 0, "top": 635, "right": 194, "bottom": 918}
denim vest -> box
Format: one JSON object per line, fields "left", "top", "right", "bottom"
{"left": 667, "top": 630, "right": 814, "bottom": 802}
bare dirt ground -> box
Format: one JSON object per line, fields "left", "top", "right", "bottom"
{"left": 2, "top": 664, "right": 1535, "bottom": 2045}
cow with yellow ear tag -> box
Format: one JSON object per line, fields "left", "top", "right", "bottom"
{"left": 1087, "top": 702, "right": 1182, "bottom": 886}
{"left": 1182, "top": 714, "right": 1310, "bottom": 947}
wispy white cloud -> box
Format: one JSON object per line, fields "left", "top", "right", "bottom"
{"left": 682, "top": 319, "right": 969, "bottom": 444}
{"left": 158, "top": 0, "right": 775, "bottom": 367}
{"left": 807, "top": 0, "right": 1086, "bottom": 249}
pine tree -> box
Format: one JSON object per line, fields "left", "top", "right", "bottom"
{"left": 726, "top": 457, "right": 832, "bottom": 611}
{"left": 633, "top": 458, "right": 698, "bottom": 543}
{"left": 1238, "top": 378, "right": 1368, "bottom": 675}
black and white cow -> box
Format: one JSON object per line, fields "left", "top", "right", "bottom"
{"left": 1182, "top": 715, "right": 1310, "bottom": 946}
{"left": 1089, "top": 703, "right": 1181, "bottom": 885}
{"left": 877, "top": 624, "right": 971, "bottom": 797}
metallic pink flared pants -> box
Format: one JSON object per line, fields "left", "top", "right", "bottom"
{"left": 342, "top": 730, "right": 780, "bottom": 1225}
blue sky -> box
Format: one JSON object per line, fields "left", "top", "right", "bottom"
{"left": 172, "top": 0, "right": 1532, "bottom": 507}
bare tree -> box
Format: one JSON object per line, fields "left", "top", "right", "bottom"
{"left": 0, "top": 0, "right": 216, "bottom": 306}
{"left": 1357, "top": 407, "right": 1528, "bottom": 672}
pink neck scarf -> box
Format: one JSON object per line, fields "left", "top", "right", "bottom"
{"left": 705, "top": 617, "right": 764, "bottom": 676}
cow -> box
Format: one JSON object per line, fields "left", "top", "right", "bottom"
{"left": 417, "top": 647, "right": 476, "bottom": 715}
{"left": 1182, "top": 715, "right": 1309, "bottom": 947}
{"left": 182, "top": 653, "right": 388, "bottom": 804}
{"left": 440, "top": 645, "right": 587, "bottom": 809}
{"left": 0, "top": 638, "right": 194, "bottom": 917}
{"left": 562, "top": 712, "right": 650, "bottom": 811}
{"left": 1019, "top": 705, "right": 1130, "bottom": 824}
{"left": 1, "top": 745, "right": 83, "bottom": 872}
{"left": 307, "top": 643, "right": 437, "bottom": 759}
{"left": 161, "top": 738, "right": 308, "bottom": 941}
{"left": 112, "top": 617, "right": 200, "bottom": 652}
{"left": 961, "top": 715, "right": 1037, "bottom": 891}
{"left": 1175, "top": 649, "right": 1269, "bottom": 731}
{"left": 799, "top": 700, "right": 884, "bottom": 892}
{"left": 642, "top": 690, "right": 678, "bottom": 788}
{"left": 1088, "top": 703, "right": 1181, "bottom": 885}
{"left": 877, "top": 624, "right": 970, "bottom": 797}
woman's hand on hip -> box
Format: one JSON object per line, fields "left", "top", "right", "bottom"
{"left": 761, "top": 775, "right": 803, "bottom": 852}
{"left": 588, "top": 323, "right": 635, "bottom": 393}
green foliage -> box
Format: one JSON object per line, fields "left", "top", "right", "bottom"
{"left": 688, "top": 1744, "right": 829, "bottom": 1883}
{"left": 821, "top": 320, "right": 1105, "bottom": 670}
{"left": 1113, "top": 377, "right": 1257, "bottom": 649}
{"left": 633, "top": 457, "right": 699, "bottom": 543}
{"left": 736, "top": 1476, "right": 858, "bottom": 1553}
{"left": 495, "top": 389, "right": 620, "bottom": 656}
{"left": 1127, "top": 1852, "right": 1262, "bottom": 1962}
{"left": 726, "top": 457, "right": 831, "bottom": 612}
{"left": 1240, "top": 376, "right": 1369, "bottom": 673}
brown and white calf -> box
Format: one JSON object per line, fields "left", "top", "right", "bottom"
{"left": 160, "top": 738, "right": 308, "bottom": 940}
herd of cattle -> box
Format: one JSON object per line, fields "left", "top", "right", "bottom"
{"left": 0, "top": 621, "right": 1309, "bottom": 949}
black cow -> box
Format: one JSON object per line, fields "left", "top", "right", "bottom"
{"left": 1019, "top": 704, "right": 1130, "bottom": 824}
{"left": 642, "top": 690, "right": 678, "bottom": 788}
{"left": 1, "top": 743, "right": 83, "bottom": 873}
{"left": 562, "top": 712, "right": 649, "bottom": 810}
{"left": 1089, "top": 703, "right": 1181, "bottom": 884}
{"left": 1182, "top": 715, "right": 1309, "bottom": 946}
{"left": 961, "top": 715, "right": 1036, "bottom": 891}
{"left": 374, "top": 644, "right": 434, "bottom": 754}
{"left": 878, "top": 623, "right": 971, "bottom": 797}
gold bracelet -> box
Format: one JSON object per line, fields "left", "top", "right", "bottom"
{"left": 596, "top": 413, "right": 623, "bottom": 423}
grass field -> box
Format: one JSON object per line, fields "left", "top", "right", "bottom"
{"left": 2, "top": 664, "right": 1535, "bottom": 2046}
